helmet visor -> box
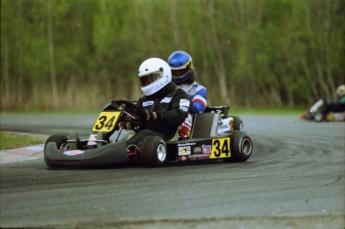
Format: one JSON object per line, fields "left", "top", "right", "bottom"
{"left": 172, "top": 67, "right": 189, "bottom": 78}
{"left": 140, "top": 73, "right": 160, "bottom": 87}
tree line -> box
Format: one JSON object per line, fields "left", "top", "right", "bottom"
{"left": 1, "top": 0, "right": 344, "bottom": 111}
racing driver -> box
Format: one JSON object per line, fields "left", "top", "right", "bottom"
{"left": 321, "top": 84, "right": 345, "bottom": 121}
{"left": 126, "top": 57, "right": 192, "bottom": 160}
{"left": 167, "top": 50, "right": 208, "bottom": 139}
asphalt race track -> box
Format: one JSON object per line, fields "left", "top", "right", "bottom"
{"left": 0, "top": 114, "right": 344, "bottom": 228}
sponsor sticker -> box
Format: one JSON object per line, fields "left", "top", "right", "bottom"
{"left": 191, "top": 153, "right": 210, "bottom": 158}
{"left": 180, "top": 156, "right": 190, "bottom": 161}
{"left": 63, "top": 150, "right": 85, "bottom": 156}
{"left": 179, "top": 99, "right": 190, "bottom": 107}
{"left": 193, "top": 147, "right": 202, "bottom": 154}
{"left": 218, "top": 124, "right": 229, "bottom": 130}
{"left": 178, "top": 146, "right": 191, "bottom": 156}
{"left": 179, "top": 106, "right": 189, "bottom": 112}
{"left": 143, "top": 101, "right": 154, "bottom": 107}
{"left": 178, "top": 142, "right": 196, "bottom": 147}
{"left": 161, "top": 97, "right": 172, "bottom": 103}
{"left": 202, "top": 145, "right": 212, "bottom": 154}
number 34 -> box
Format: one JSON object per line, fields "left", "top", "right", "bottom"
{"left": 92, "top": 112, "right": 120, "bottom": 132}
{"left": 210, "top": 138, "right": 231, "bottom": 159}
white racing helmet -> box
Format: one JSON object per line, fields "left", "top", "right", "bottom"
{"left": 138, "top": 58, "right": 172, "bottom": 96}
{"left": 336, "top": 84, "right": 345, "bottom": 98}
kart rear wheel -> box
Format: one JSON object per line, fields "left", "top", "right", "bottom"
{"left": 232, "top": 116, "right": 244, "bottom": 130}
{"left": 140, "top": 136, "right": 167, "bottom": 167}
{"left": 44, "top": 135, "right": 68, "bottom": 168}
{"left": 223, "top": 130, "right": 253, "bottom": 162}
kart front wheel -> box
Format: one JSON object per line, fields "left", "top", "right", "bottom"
{"left": 44, "top": 135, "right": 68, "bottom": 152}
{"left": 223, "top": 130, "right": 253, "bottom": 162}
{"left": 140, "top": 136, "right": 167, "bottom": 167}
{"left": 44, "top": 135, "right": 68, "bottom": 168}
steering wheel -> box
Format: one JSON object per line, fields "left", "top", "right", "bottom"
{"left": 112, "top": 99, "right": 146, "bottom": 126}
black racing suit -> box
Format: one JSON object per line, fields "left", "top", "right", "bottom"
{"left": 126, "top": 82, "right": 192, "bottom": 147}
{"left": 322, "top": 95, "right": 345, "bottom": 118}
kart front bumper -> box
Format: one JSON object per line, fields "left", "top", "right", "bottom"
{"left": 44, "top": 141, "right": 129, "bottom": 168}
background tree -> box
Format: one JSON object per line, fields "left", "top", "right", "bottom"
{"left": 1, "top": 0, "right": 344, "bottom": 111}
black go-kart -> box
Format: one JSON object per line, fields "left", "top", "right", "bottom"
{"left": 44, "top": 99, "right": 253, "bottom": 168}
{"left": 300, "top": 99, "right": 345, "bottom": 122}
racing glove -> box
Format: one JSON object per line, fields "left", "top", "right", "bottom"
{"left": 127, "top": 108, "right": 151, "bottom": 127}
{"left": 178, "top": 114, "right": 192, "bottom": 139}
{"left": 179, "top": 122, "right": 191, "bottom": 139}
{"left": 139, "top": 109, "right": 153, "bottom": 122}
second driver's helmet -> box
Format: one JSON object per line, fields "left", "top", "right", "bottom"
{"left": 336, "top": 84, "right": 345, "bottom": 98}
{"left": 138, "top": 58, "right": 172, "bottom": 96}
{"left": 168, "top": 50, "right": 194, "bottom": 85}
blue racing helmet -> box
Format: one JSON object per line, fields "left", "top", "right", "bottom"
{"left": 168, "top": 51, "right": 194, "bottom": 84}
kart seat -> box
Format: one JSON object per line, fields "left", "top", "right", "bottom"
{"left": 190, "top": 113, "right": 221, "bottom": 138}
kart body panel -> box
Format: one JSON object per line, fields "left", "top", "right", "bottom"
{"left": 166, "top": 134, "right": 232, "bottom": 162}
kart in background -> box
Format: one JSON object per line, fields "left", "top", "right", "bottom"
{"left": 300, "top": 99, "right": 345, "bottom": 122}
{"left": 44, "top": 99, "right": 253, "bottom": 168}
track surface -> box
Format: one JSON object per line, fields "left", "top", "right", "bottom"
{"left": 0, "top": 114, "right": 344, "bottom": 228}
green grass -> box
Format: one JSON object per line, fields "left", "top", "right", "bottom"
{"left": 230, "top": 107, "right": 305, "bottom": 115}
{"left": 0, "top": 132, "right": 46, "bottom": 150}
{"left": 0, "top": 109, "right": 95, "bottom": 115}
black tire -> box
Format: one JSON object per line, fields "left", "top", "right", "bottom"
{"left": 44, "top": 135, "right": 68, "bottom": 168}
{"left": 232, "top": 116, "right": 244, "bottom": 130}
{"left": 44, "top": 135, "right": 68, "bottom": 153}
{"left": 140, "top": 136, "right": 167, "bottom": 167}
{"left": 223, "top": 130, "right": 253, "bottom": 162}
{"left": 314, "top": 112, "right": 324, "bottom": 122}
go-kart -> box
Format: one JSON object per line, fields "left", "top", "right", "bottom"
{"left": 44, "top": 99, "right": 253, "bottom": 168}
{"left": 300, "top": 99, "right": 345, "bottom": 122}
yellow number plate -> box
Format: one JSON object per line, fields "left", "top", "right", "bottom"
{"left": 92, "top": 111, "right": 120, "bottom": 132}
{"left": 210, "top": 137, "right": 231, "bottom": 159}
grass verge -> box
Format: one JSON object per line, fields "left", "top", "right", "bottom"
{"left": 0, "top": 132, "right": 46, "bottom": 150}
{"left": 230, "top": 107, "right": 305, "bottom": 115}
